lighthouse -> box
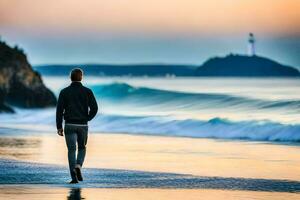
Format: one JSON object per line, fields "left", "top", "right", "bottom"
{"left": 248, "top": 33, "right": 256, "bottom": 56}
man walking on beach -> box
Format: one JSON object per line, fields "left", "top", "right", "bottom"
{"left": 56, "top": 68, "right": 98, "bottom": 184}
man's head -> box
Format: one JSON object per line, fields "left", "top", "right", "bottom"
{"left": 70, "top": 68, "right": 83, "bottom": 82}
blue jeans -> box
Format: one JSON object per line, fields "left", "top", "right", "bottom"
{"left": 64, "top": 124, "right": 88, "bottom": 180}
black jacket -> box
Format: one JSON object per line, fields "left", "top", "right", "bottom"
{"left": 56, "top": 82, "right": 98, "bottom": 129}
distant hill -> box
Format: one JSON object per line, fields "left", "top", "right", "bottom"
{"left": 34, "top": 64, "right": 196, "bottom": 77}
{"left": 35, "top": 55, "right": 300, "bottom": 78}
{"left": 0, "top": 40, "right": 57, "bottom": 112}
{"left": 195, "top": 54, "right": 300, "bottom": 77}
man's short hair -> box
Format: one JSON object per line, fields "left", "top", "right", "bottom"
{"left": 70, "top": 68, "right": 83, "bottom": 81}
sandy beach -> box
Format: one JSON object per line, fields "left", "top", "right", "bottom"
{"left": 1, "top": 133, "right": 300, "bottom": 180}
{"left": 0, "top": 133, "right": 299, "bottom": 199}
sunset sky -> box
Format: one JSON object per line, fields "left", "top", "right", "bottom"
{"left": 0, "top": 0, "right": 299, "bottom": 66}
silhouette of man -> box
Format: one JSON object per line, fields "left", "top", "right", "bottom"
{"left": 56, "top": 68, "right": 98, "bottom": 184}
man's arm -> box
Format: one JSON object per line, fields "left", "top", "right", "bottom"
{"left": 87, "top": 89, "right": 98, "bottom": 121}
{"left": 56, "top": 91, "right": 65, "bottom": 132}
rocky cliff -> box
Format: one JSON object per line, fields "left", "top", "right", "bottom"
{"left": 0, "top": 40, "right": 57, "bottom": 112}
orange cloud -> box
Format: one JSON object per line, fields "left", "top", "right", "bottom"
{"left": 0, "top": 0, "right": 299, "bottom": 35}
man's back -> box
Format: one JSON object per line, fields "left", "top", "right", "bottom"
{"left": 56, "top": 68, "right": 98, "bottom": 184}
{"left": 56, "top": 82, "right": 98, "bottom": 129}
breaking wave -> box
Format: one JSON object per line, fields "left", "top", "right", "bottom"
{"left": 90, "top": 114, "right": 300, "bottom": 142}
{"left": 90, "top": 83, "right": 300, "bottom": 111}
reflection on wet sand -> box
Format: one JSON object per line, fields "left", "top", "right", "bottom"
{"left": 0, "top": 137, "right": 40, "bottom": 147}
{"left": 0, "top": 137, "right": 41, "bottom": 159}
{"left": 67, "top": 188, "right": 84, "bottom": 200}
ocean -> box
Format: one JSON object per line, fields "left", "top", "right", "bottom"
{"left": 1, "top": 76, "right": 299, "bottom": 142}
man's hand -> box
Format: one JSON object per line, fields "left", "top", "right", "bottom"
{"left": 57, "top": 129, "right": 64, "bottom": 136}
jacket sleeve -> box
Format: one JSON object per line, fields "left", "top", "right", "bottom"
{"left": 87, "top": 89, "right": 98, "bottom": 121}
{"left": 56, "top": 91, "right": 65, "bottom": 129}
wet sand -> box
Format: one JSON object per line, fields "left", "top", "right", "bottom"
{"left": 1, "top": 187, "right": 300, "bottom": 200}
{"left": 0, "top": 133, "right": 299, "bottom": 180}
{"left": 0, "top": 133, "right": 299, "bottom": 199}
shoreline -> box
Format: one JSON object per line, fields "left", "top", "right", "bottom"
{"left": 0, "top": 133, "right": 299, "bottom": 181}
{"left": 1, "top": 125, "right": 300, "bottom": 146}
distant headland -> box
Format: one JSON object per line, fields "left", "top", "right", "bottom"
{"left": 195, "top": 54, "right": 300, "bottom": 77}
{"left": 36, "top": 54, "right": 300, "bottom": 77}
